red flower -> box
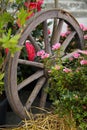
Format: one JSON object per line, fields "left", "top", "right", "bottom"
{"left": 25, "top": 41, "right": 36, "bottom": 61}
{"left": 24, "top": 0, "right": 44, "bottom": 11}
{"left": 24, "top": 2, "right": 37, "bottom": 10}
{"left": 24, "top": 1, "right": 30, "bottom": 8}
{"left": 29, "top": 2, "right": 37, "bottom": 10}
{"left": 37, "top": 0, "right": 44, "bottom": 11}
{"left": 36, "top": 0, "right": 44, "bottom": 5}
{"left": 5, "top": 48, "right": 9, "bottom": 55}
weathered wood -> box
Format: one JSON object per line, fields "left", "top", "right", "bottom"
{"left": 61, "top": 31, "right": 76, "bottom": 51}
{"left": 51, "top": 19, "right": 58, "bottom": 45}
{"left": 25, "top": 77, "right": 46, "bottom": 110}
{"left": 39, "top": 82, "right": 48, "bottom": 108}
{"left": 19, "top": 9, "right": 84, "bottom": 49}
{"left": 51, "top": 19, "right": 64, "bottom": 45}
{"left": 28, "top": 34, "right": 41, "bottom": 51}
{"left": 62, "top": 49, "right": 80, "bottom": 60}
{"left": 60, "top": 31, "right": 76, "bottom": 56}
{"left": 5, "top": 9, "right": 84, "bottom": 119}
{"left": 43, "top": 21, "right": 51, "bottom": 54}
{"left": 54, "top": 0, "right": 59, "bottom": 8}
{"left": 18, "top": 59, "right": 44, "bottom": 68}
{"left": 18, "top": 70, "right": 44, "bottom": 91}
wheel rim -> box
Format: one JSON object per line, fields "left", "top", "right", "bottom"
{"left": 5, "top": 9, "right": 84, "bottom": 119}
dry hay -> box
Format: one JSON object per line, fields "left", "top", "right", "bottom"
{"left": 1, "top": 113, "right": 77, "bottom": 130}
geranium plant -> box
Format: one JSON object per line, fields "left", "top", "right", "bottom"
{"left": 36, "top": 25, "right": 87, "bottom": 129}
{"left": 0, "top": 0, "right": 44, "bottom": 95}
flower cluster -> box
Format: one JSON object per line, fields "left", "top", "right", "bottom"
{"left": 60, "top": 23, "right": 87, "bottom": 48}
{"left": 37, "top": 40, "right": 87, "bottom": 129}
{"left": 25, "top": 41, "right": 36, "bottom": 61}
{"left": 37, "top": 50, "right": 49, "bottom": 59}
{"left": 17, "top": 0, "right": 44, "bottom": 27}
{"left": 5, "top": 0, "right": 44, "bottom": 60}
{"left": 24, "top": 0, "right": 44, "bottom": 12}
{"left": 0, "top": 0, "right": 44, "bottom": 95}
{"left": 37, "top": 42, "right": 87, "bottom": 73}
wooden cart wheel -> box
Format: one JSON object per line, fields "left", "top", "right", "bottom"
{"left": 5, "top": 9, "right": 84, "bottom": 119}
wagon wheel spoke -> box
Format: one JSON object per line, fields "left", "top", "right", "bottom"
{"left": 18, "top": 70, "right": 44, "bottom": 91}
{"left": 62, "top": 49, "right": 80, "bottom": 60}
{"left": 60, "top": 31, "right": 76, "bottom": 56}
{"left": 18, "top": 59, "right": 44, "bottom": 69}
{"left": 43, "top": 21, "right": 51, "bottom": 54}
{"left": 28, "top": 34, "right": 41, "bottom": 51}
{"left": 25, "top": 77, "right": 46, "bottom": 110}
{"left": 5, "top": 9, "right": 84, "bottom": 119}
{"left": 51, "top": 19, "right": 64, "bottom": 45}
{"left": 39, "top": 81, "right": 49, "bottom": 108}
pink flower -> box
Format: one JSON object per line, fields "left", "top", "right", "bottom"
{"left": 25, "top": 41, "right": 36, "bottom": 61}
{"left": 48, "top": 70, "right": 51, "bottom": 73}
{"left": 37, "top": 50, "right": 49, "bottom": 59}
{"left": 84, "top": 35, "right": 87, "bottom": 40}
{"left": 54, "top": 65, "right": 60, "bottom": 70}
{"left": 79, "top": 23, "right": 87, "bottom": 31}
{"left": 65, "top": 31, "right": 71, "bottom": 35}
{"left": 61, "top": 32, "right": 67, "bottom": 37}
{"left": 37, "top": 50, "right": 45, "bottom": 56}
{"left": 76, "top": 67, "right": 81, "bottom": 72}
{"left": 52, "top": 43, "right": 61, "bottom": 50}
{"left": 80, "top": 60, "right": 87, "bottom": 65}
{"left": 61, "top": 31, "right": 71, "bottom": 38}
{"left": 41, "top": 53, "right": 49, "bottom": 59}
{"left": 48, "top": 29, "right": 51, "bottom": 35}
{"left": 74, "top": 95, "right": 78, "bottom": 100}
{"left": 79, "top": 23, "right": 84, "bottom": 30}
{"left": 69, "top": 57, "right": 74, "bottom": 61}
{"left": 63, "top": 67, "right": 72, "bottom": 73}
{"left": 83, "top": 27, "right": 87, "bottom": 31}
{"left": 73, "top": 53, "right": 80, "bottom": 58}
{"left": 79, "top": 50, "right": 87, "bottom": 55}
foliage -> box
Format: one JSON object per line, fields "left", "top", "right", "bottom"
{"left": 0, "top": 73, "right": 4, "bottom": 95}
{"left": 0, "top": 0, "right": 87, "bottom": 129}
{"left": 0, "top": 0, "right": 44, "bottom": 95}
{"left": 36, "top": 24, "right": 87, "bottom": 130}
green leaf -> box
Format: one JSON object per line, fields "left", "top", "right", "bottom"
{"left": 0, "top": 29, "right": 11, "bottom": 46}
{"left": 9, "top": 0, "right": 14, "bottom": 2}
{"left": 0, "top": 82, "right": 4, "bottom": 85}
{"left": 0, "top": 12, "right": 13, "bottom": 29}
{"left": 17, "top": 7, "right": 29, "bottom": 27}
{"left": 0, "top": 29, "right": 22, "bottom": 55}
{"left": 0, "top": 73, "right": 4, "bottom": 80}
